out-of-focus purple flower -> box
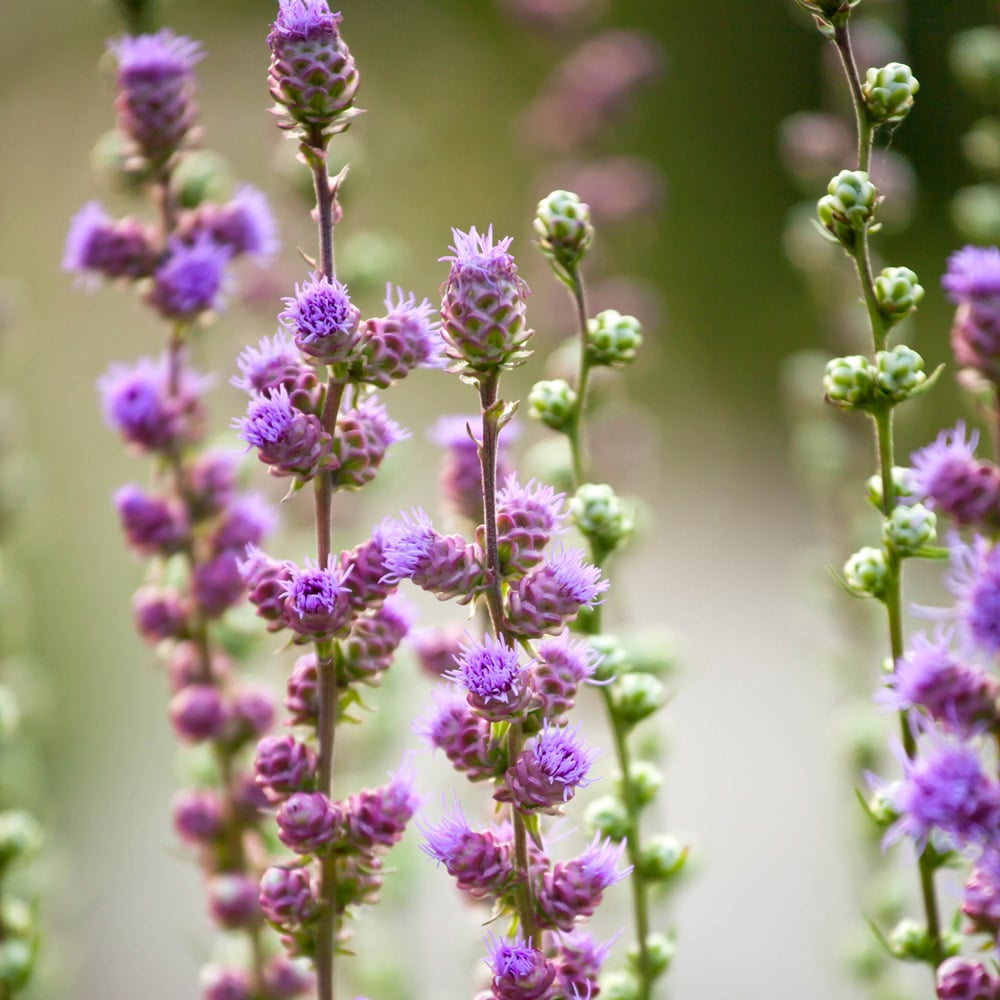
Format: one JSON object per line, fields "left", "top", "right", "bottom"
{"left": 331, "top": 395, "right": 408, "bottom": 489}
{"left": 943, "top": 246, "right": 1000, "bottom": 302}
{"left": 207, "top": 873, "right": 260, "bottom": 929}
{"left": 232, "top": 330, "right": 320, "bottom": 408}
{"left": 943, "top": 245, "right": 1000, "bottom": 381}
{"left": 344, "top": 769, "right": 419, "bottom": 852}
{"left": 339, "top": 596, "right": 412, "bottom": 685}
{"left": 911, "top": 424, "right": 1000, "bottom": 529}
{"left": 227, "top": 684, "right": 275, "bottom": 741}
{"left": 416, "top": 688, "right": 499, "bottom": 780}
{"left": 182, "top": 185, "right": 278, "bottom": 261}
{"left": 486, "top": 932, "right": 557, "bottom": 1000}
{"left": 555, "top": 931, "right": 613, "bottom": 1000}
{"left": 166, "top": 642, "right": 230, "bottom": 693}
{"left": 255, "top": 735, "right": 317, "bottom": 802}
{"left": 884, "top": 739, "right": 1000, "bottom": 852}
{"left": 188, "top": 450, "right": 239, "bottom": 518}
{"left": 210, "top": 494, "right": 275, "bottom": 555}
{"left": 115, "top": 484, "right": 189, "bottom": 556}
{"left": 878, "top": 631, "right": 999, "bottom": 737}
{"left": 447, "top": 633, "right": 531, "bottom": 723}
{"left": 63, "top": 202, "right": 158, "bottom": 284}
{"left": 193, "top": 551, "right": 245, "bottom": 617}
{"left": 935, "top": 956, "right": 998, "bottom": 1000}
{"left": 536, "top": 835, "right": 629, "bottom": 931}
{"left": 236, "top": 386, "right": 337, "bottom": 480}
{"left": 172, "top": 788, "right": 224, "bottom": 844}
{"left": 132, "top": 585, "right": 188, "bottom": 643}
{"left": 276, "top": 791, "right": 342, "bottom": 854}
{"left": 963, "top": 850, "right": 1000, "bottom": 936}
{"left": 201, "top": 964, "right": 252, "bottom": 1000}
{"left": 280, "top": 555, "right": 353, "bottom": 637}
{"left": 264, "top": 956, "right": 315, "bottom": 999}
{"left": 148, "top": 234, "right": 231, "bottom": 321}
{"left": 493, "top": 475, "right": 568, "bottom": 576}
{"left": 285, "top": 652, "right": 319, "bottom": 726}
{"left": 110, "top": 30, "right": 203, "bottom": 164}
{"left": 440, "top": 226, "right": 532, "bottom": 373}
{"left": 499, "top": 721, "right": 594, "bottom": 813}
{"left": 942, "top": 535, "right": 1000, "bottom": 657}
{"left": 267, "top": 1, "right": 359, "bottom": 135}
{"left": 169, "top": 684, "right": 228, "bottom": 743}
{"left": 240, "top": 544, "right": 291, "bottom": 628}
{"left": 529, "top": 633, "right": 603, "bottom": 720}
{"left": 498, "top": 0, "right": 608, "bottom": 32}
{"left": 259, "top": 865, "right": 316, "bottom": 927}
{"left": 410, "top": 623, "right": 465, "bottom": 678}
{"left": 421, "top": 802, "right": 516, "bottom": 900}
{"left": 506, "top": 548, "right": 608, "bottom": 638}
{"left": 279, "top": 272, "right": 361, "bottom": 364}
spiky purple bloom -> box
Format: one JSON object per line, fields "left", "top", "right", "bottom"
{"left": 884, "top": 739, "right": 1000, "bottom": 852}
{"left": 963, "top": 850, "right": 1000, "bottom": 936}
{"left": 62, "top": 202, "right": 158, "bottom": 283}
{"left": 267, "top": 1, "right": 359, "bottom": 134}
{"left": 280, "top": 555, "right": 353, "bottom": 637}
{"left": 172, "top": 788, "right": 224, "bottom": 844}
{"left": 500, "top": 721, "right": 595, "bottom": 812}
{"left": 536, "top": 834, "right": 629, "bottom": 931}
{"left": 207, "top": 873, "right": 260, "bottom": 929}
{"left": 943, "top": 246, "right": 1000, "bottom": 381}
{"left": 201, "top": 965, "right": 252, "bottom": 1000}
{"left": 255, "top": 735, "right": 317, "bottom": 802}
{"left": 494, "top": 475, "right": 568, "bottom": 576}
{"left": 431, "top": 415, "right": 515, "bottom": 523}
{"left": 236, "top": 386, "right": 337, "bottom": 480}
{"left": 506, "top": 548, "right": 608, "bottom": 638}
{"left": 285, "top": 652, "right": 319, "bottom": 725}
{"left": 210, "top": 494, "right": 275, "bottom": 555}
{"left": 276, "top": 791, "right": 341, "bottom": 854}
{"left": 232, "top": 330, "right": 320, "bottom": 408}
{"left": 115, "top": 484, "right": 189, "bottom": 556}
{"left": 911, "top": 424, "right": 1000, "bottom": 528}
{"left": 941, "top": 535, "right": 1000, "bottom": 657}
{"left": 878, "top": 632, "right": 999, "bottom": 737}
{"left": 416, "top": 689, "right": 499, "bottom": 780}
{"left": 169, "top": 684, "right": 228, "bottom": 743}
{"left": 344, "top": 769, "right": 419, "bottom": 852}
{"left": 183, "top": 185, "right": 279, "bottom": 261}
{"left": 529, "top": 633, "right": 603, "bottom": 720}
{"left": 99, "top": 355, "right": 206, "bottom": 452}
{"left": 440, "top": 226, "right": 533, "bottom": 373}
{"left": 148, "top": 234, "right": 231, "bottom": 321}
{"left": 239, "top": 545, "right": 291, "bottom": 627}
{"left": 935, "top": 957, "right": 998, "bottom": 1000}
{"left": 132, "top": 585, "right": 188, "bottom": 643}
{"left": 381, "top": 509, "right": 491, "bottom": 603}
{"left": 943, "top": 246, "right": 1000, "bottom": 302}
{"left": 556, "top": 932, "right": 614, "bottom": 1000}
{"left": 259, "top": 865, "right": 316, "bottom": 927}
{"left": 331, "top": 395, "right": 409, "bottom": 489}
{"left": 110, "top": 30, "right": 203, "bottom": 163}
{"left": 339, "top": 596, "right": 412, "bottom": 685}
{"left": 192, "top": 551, "right": 245, "bottom": 617}
{"left": 420, "top": 803, "right": 516, "bottom": 900}
{"left": 447, "top": 633, "right": 531, "bottom": 723}
{"left": 486, "top": 932, "right": 557, "bottom": 1000}
{"left": 279, "top": 272, "right": 361, "bottom": 364}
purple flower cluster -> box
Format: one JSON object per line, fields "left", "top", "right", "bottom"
{"left": 944, "top": 245, "right": 1000, "bottom": 384}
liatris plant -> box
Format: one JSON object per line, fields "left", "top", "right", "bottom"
{"left": 62, "top": 26, "right": 309, "bottom": 1000}
{"left": 235, "top": 4, "right": 437, "bottom": 998}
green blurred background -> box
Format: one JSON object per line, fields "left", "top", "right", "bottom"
{"left": 1, "top": 0, "right": 997, "bottom": 997}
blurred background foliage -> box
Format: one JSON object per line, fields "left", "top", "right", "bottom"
{"left": 1, "top": 0, "right": 998, "bottom": 998}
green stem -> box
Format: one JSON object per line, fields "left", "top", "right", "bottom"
{"left": 566, "top": 266, "right": 593, "bottom": 485}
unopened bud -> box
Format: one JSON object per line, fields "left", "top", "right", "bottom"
{"left": 528, "top": 379, "right": 577, "bottom": 432}
{"left": 641, "top": 834, "right": 688, "bottom": 882}
{"left": 586, "top": 310, "right": 643, "bottom": 368}
{"left": 612, "top": 672, "right": 665, "bottom": 728}
{"left": 570, "top": 483, "right": 633, "bottom": 553}
{"left": 534, "top": 190, "right": 594, "bottom": 276}
{"left": 843, "top": 546, "right": 891, "bottom": 599}
{"left": 883, "top": 503, "right": 936, "bottom": 556}
{"left": 584, "top": 794, "right": 631, "bottom": 842}
{"left": 824, "top": 355, "right": 877, "bottom": 407}
{"left": 818, "top": 169, "right": 878, "bottom": 246}
{"left": 875, "top": 266, "right": 924, "bottom": 325}
{"left": 875, "top": 345, "right": 926, "bottom": 400}
{"left": 863, "top": 62, "right": 919, "bottom": 124}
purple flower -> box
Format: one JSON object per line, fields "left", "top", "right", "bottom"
{"left": 132, "top": 585, "right": 188, "bottom": 643}
{"left": 188, "top": 450, "right": 239, "bottom": 517}
{"left": 276, "top": 791, "right": 341, "bottom": 854}
{"left": 255, "top": 735, "right": 317, "bottom": 802}
{"left": 169, "top": 684, "right": 227, "bottom": 743}
{"left": 935, "top": 956, "right": 998, "bottom": 1000}
{"left": 279, "top": 272, "right": 361, "bottom": 364}
{"left": 172, "top": 789, "right": 224, "bottom": 843}
{"left": 440, "top": 226, "right": 533, "bottom": 373}
{"left": 264, "top": 956, "right": 315, "bottom": 999}
{"left": 210, "top": 494, "right": 275, "bottom": 555}
{"left": 285, "top": 653, "right": 319, "bottom": 725}
{"left": 189, "top": 185, "right": 279, "bottom": 261}
{"left": 110, "top": 30, "right": 203, "bottom": 163}
{"left": 280, "top": 555, "right": 353, "bottom": 637}
{"left": 148, "top": 235, "right": 231, "bottom": 321}
{"left": 884, "top": 739, "right": 1000, "bottom": 852}
{"left": 200, "top": 965, "right": 252, "bottom": 1000}
{"left": 485, "top": 932, "right": 557, "bottom": 1000}
{"left": 555, "top": 932, "right": 614, "bottom": 1000}
{"left": 410, "top": 623, "right": 465, "bottom": 677}
{"left": 207, "top": 873, "right": 260, "bottom": 929}
{"left": 963, "top": 850, "right": 1000, "bottom": 936}
{"left": 943, "top": 246, "right": 1000, "bottom": 380}
{"left": 240, "top": 545, "right": 292, "bottom": 627}
{"left": 115, "top": 484, "right": 189, "bottom": 555}
{"left": 344, "top": 769, "right": 419, "bottom": 852}
{"left": 192, "top": 551, "right": 245, "bottom": 618}
{"left": 337, "top": 522, "right": 400, "bottom": 613}
{"left": 259, "top": 865, "right": 316, "bottom": 927}
{"left": 499, "top": 721, "right": 595, "bottom": 813}
{"left": 232, "top": 330, "right": 317, "bottom": 402}
{"left": 229, "top": 684, "right": 275, "bottom": 740}
{"left": 339, "top": 596, "right": 413, "bottom": 685}
{"left": 331, "top": 395, "right": 409, "bottom": 489}
{"left": 529, "top": 633, "right": 603, "bottom": 720}
{"left": 943, "top": 246, "right": 1000, "bottom": 302}
{"left": 536, "top": 835, "right": 629, "bottom": 931}
{"left": 495, "top": 475, "right": 568, "bottom": 576}
{"left": 63, "top": 202, "right": 158, "bottom": 283}
{"left": 447, "top": 633, "right": 531, "bottom": 722}
{"left": 415, "top": 688, "right": 498, "bottom": 780}
{"left": 430, "top": 415, "right": 515, "bottom": 523}
{"left": 940, "top": 535, "right": 1000, "bottom": 657}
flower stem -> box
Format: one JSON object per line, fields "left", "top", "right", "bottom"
{"left": 566, "top": 266, "right": 593, "bottom": 486}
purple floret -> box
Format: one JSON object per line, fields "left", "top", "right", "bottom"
{"left": 148, "top": 234, "right": 231, "bottom": 320}
{"left": 486, "top": 932, "right": 557, "bottom": 1000}
{"left": 442, "top": 225, "right": 516, "bottom": 273}
{"left": 110, "top": 29, "right": 204, "bottom": 79}
{"left": 279, "top": 271, "right": 361, "bottom": 363}
{"left": 447, "top": 633, "right": 529, "bottom": 721}
{"left": 943, "top": 245, "right": 1000, "bottom": 303}
{"left": 269, "top": 0, "right": 342, "bottom": 42}
{"left": 213, "top": 185, "right": 279, "bottom": 260}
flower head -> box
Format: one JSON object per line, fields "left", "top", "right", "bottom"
{"left": 279, "top": 272, "right": 361, "bottom": 364}
{"left": 276, "top": 791, "right": 341, "bottom": 854}
{"left": 506, "top": 547, "right": 608, "bottom": 637}
{"left": 344, "top": 769, "right": 419, "bottom": 852}
{"left": 537, "top": 834, "right": 630, "bottom": 930}
{"left": 196, "top": 184, "right": 278, "bottom": 261}
{"left": 500, "top": 721, "right": 595, "bottom": 812}
{"left": 941, "top": 535, "right": 1000, "bottom": 657}
{"left": 63, "top": 202, "right": 158, "bottom": 284}
{"left": 486, "top": 932, "right": 557, "bottom": 1000}
{"left": 494, "top": 474, "right": 568, "bottom": 576}
{"left": 447, "top": 633, "right": 530, "bottom": 722}
{"left": 148, "top": 235, "right": 231, "bottom": 320}
{"left": 280, "top": 555, "right": 352, "bottom": 637}
{"left": 331, "top": 395, "right": 409, "bottom": 489}
{"left": 943, "top": 245, "right": 1000, "bottom": 379}
{"left": 943, "top": 245, "right": 1000, "bottom": 303}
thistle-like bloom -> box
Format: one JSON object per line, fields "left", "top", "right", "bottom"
{"left": 536, "top": 835, "right": 629, "bottom": 930}
{"left": 169, "top": 684, "right": 228, "bottom": 743}
{"left": 236, "top": 386, "right": 337, "bottom": 480}
{"left": 420, "top": 803, "right": 516, "bottom": 900}
{"left": 440, "top": 226, "right": 533, "bottom": 373}
{"left": 416, "top": 688, "right": 499, "bottom": 780}
{"left": 447, "top": 633, "right": 531, "bottom": 723}
{"left": 529, "top": 633, "right": 603, "bottom": 720}
{"left": 963, "top": 850, "right": 1000, "bottom": 937}
{"left": 232, "top": 330, "right": 320, "bottom": 407}
{"left": 499, "top": 721, "right": 594, "bottom": 812}
{"left": 941, "top": 535, "right": 1000, "bottom": 657}
{"left": 280, "top": 555, "right": 353, "bottom": 637}
{"left": 555, "top": 932, "right": 614, "bottom": 1000}
{"left": 267, "top": 1, "right": 360, "bottom": 135}
{"left": 943, "top": 245, "right": 1000, "bottom": 381}
{"left": 505, "top": 548, "right": 608, "bottom": 638}
{"left": 878, "top": 632, "right": 999, "bottom": 737}
{"left": 183, "top": 184, "right": 279, "bottom": 261}
{"left": 63, "top": 202, "right": 158, "bottom": 283}
{"left": 494, "top": 475, "right": 568, "bottom": 576}
{"left": 115, "top": 484, "right": 189, "bottom": 556}
{"left": 110, "top": 30, "right": 203, "bottom": 163}
{"left": 276, "top": 791, "right": 342, "bottom": 854}
{"left": 148, "top": 235, "right": 231, "bottom": 321}
{"left": 259, "top": 865, "right": 316, "bottom": 927}
{"left": 337, "top": 523, "right": 400, "bottom": 613}
{"left": 431, "top": 415, "right": 515, "bottom": 524}
{"left": 331, "top": 395, "right": 409, "bottom": 489}
{"left": 254, "top": 735, "right": 317, "bottom": 802}
{"left": 486, "top": 932, "right": 557, "bottom": 1000}
{"left": 911, "top": 423, "right": 1000, "bottom": 529}
{"left": 279, "top": 272, "right": 361, "bottom": 364}
{"left": 344, "top": 769, "right": 419, "bottom": 852}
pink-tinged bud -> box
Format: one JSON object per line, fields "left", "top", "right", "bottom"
{"left": 943, "top": 246, "right": 1000, "bottom": 382}
{"left": 228, "top": 684, "right": 276, "bottom": 742}
{"left": 331, "top": 396, "right": 408, "bottom": 490}
{"left": 208, "top": 872, "right": 260, "bottom": 929}
{"left": 285, "top": 653, "right": 319, "bottom": 725}
{"left": 169, "top": 684, "right": 227, "bottom": 743}
{"left": 255, "top": 736, "right": 317, "bottom": 802}
{"left": 344, "top": 770, "right": 418, "bottom": 852}
{"left": 201, "top": 964, "right": 252, "bottom": 1000}
{"left": 339, "top": 598, "right": 412, "bottom": 685}
{"left": 936, "top": 956, "right": 998, "bottom": 1000}
{"left": 132, "top": 585, "right": 188, "bottom": 644}
{"left": 115, "top": 483, "right": 189, "bottom": 556}
{"left": 490, "top": 475, "right": 568, "bottom": 577}
{"left": 166, "top": 641, "right": 231, "bottom": 693}
{"left": 188, "top": 450, "right": 239, "bottom": 519}
{"left": 240, "top": 545, "right": 291, "bottom": 629}
{"left": 505, "top": 549, "right": 608, "bottom": 638}
{"left": 192, "top": 551, "right": 245, "bottom": 618}
{"left": 421, "top": 805, "right": 516, "bottom": 900}
{"left": 528, "top": 634, "right": 602, "bottom": 721}
{"left": 535, "top": 835, "right": 630, "bottom": 931}
{"left": 231, "top": 770, "right": 270, "bottom": 826}
{"left": 260, "top": 865, "right": 316, "bottom": 927}
{"left": 264, "top": 956, "right": 315, "bottom": 998}
{"left": 352, "top": 287, "right": 443, "bottom": 388}
{"left": 337, "top": 524, "right": 399, "bottom": 613}
{"left": 963, "top": 853, "right": 1000, "bottom": 936}
{"left": 172, "top": 788, "right": 224, "bottom": 844}
{"left": 277, "top": 792, "right": 341, "bottom": 854}
{"left": 417, "top": 690, "right": 501, "bottom": 780}
{"left": 410, "top": 624, "right": 465, "bottom": 678}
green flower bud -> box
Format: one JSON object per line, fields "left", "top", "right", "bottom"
{"left": 619, "top": 760, "right": 664, "bottom": 807}
{"left": 887, "top": 918, "right": 939, "bottom": 963}
{"left": 866, "top": 467, "right": 918, "bottom": 510}
{"left": 0, "top": 938, "right": 33, "bottom": 990}
{"left": 612, "top": 672, "right": 666, "bottom": 728}
{"left": 823, "top": 355, "right": 877, "bottom": 408}
{"left": 0, "top": 811, "right": 42, "bottom": 872}
{"left": 584, "top": 794, "right": 632, "bottom": 842}
{"left": 89, "top": 129, "right": 153, "bottom": 194}
{"left": 843, "top": 546, "right": 891, "bottom": 599}
{"left": 1, "top": 898, "right": 32, "bottom": 939}
{"left": 867, "top": 784, "right": 901, "bottom": 828}
{"left": 586, "top": 310, "right": 643, "bottom": 368}
{"left": 641, "top": 834, "right": 688, "bottom": 882}
{"left": 863, "top": 63, "right": 919, "bottom": 124}
{"left": 534, "top": 190, "right": 594, "bottom": 277}
{"left": 600, "top": 970, "right": 640, "bottom": 1000}
{"left": 627, "top": 933, "right": 675, "bottom": 979}
{"left": 874, "top": 266, "right": 924, "bottom": 325}
{"left": 875, "top": 345, "right": 926, "bottom": 401}
{"left": 570, "top": 483, "right": 634, "bottom": 554}
{"left": 882, "top": 503, "right": 936, "bottom": 557}
{"left": 589, "top": 634, "right": 629, "bottom": 682}
{"left": 527, "top": 379, "right": 577, "bottom": 433}
{"left": 817, "top": 170, "right": 878, "bottom": 246}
